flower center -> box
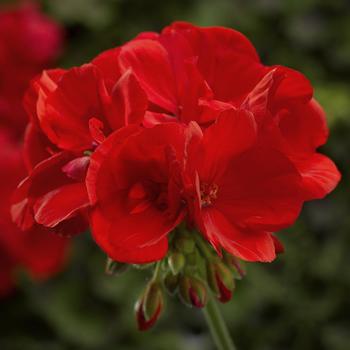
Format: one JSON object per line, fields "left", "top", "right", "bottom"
{"left": 128, "top": 181, "right": 168, "bottom": 214}
{"left": 200, "top": 182, "right": 218, "bottom": 207}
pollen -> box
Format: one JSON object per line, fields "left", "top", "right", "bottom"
{"left": 200, "top": 182, "right": 219, "bottom": 207}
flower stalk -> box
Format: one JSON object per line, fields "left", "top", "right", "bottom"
{"left": 203, "top": 295, "right": 236, "bottom": 350}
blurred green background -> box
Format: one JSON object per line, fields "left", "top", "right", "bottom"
{"left": 1, "top": 0, "right": 349, "bottom": 349}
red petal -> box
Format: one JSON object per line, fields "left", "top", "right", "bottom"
{"left": 161, "top": 22, "right": 264, "bottom": 102}
{"left": 107, "top": 69, "right": 148, "bottom": 129}
{"left": 39, "top": 64, "right": 104, "bottom": 151}
{"left": 119, "top": 39, "right": 177, "bottom": 113}
{"left": 216, "top": 147, "right": 303, "bottom": 231}
{"left": 92, "top": 47, "right": 121, "bottom": 91}
{"left": 195, "top": 109, "right": 257, "bottom": 183}
{"left": 23, "top": 123, "right": 57, "bottom": 171}
{"left": 278, "top": 99, "right": 329, "bottom": 153}
{"left": 271, "top": 235, "right": 285, "bottom": 254}
{"left": 91, "top": 208, "right": 169, "bottom": 263}
{"left": 33, "top": 183, "right": 89, "bottom": 228}
{"left": 293, "top": 153, "right": 341, "bottom": 200}
{"left": 201, "top": 208, "right": 276, "bottom": 262}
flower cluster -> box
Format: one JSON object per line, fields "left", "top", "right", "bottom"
{"left": 0, "top": 3, "right": 66, "bottom": 297}
{"left": 12, "top": 22, "right": 340, "bottom": 324}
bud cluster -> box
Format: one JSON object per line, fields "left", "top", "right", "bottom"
{"left": 105, "top": 227, "right": 246, "bottom": 331}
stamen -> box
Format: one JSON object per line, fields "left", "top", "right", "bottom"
{"left": 200, "top": 182, "right": 218, "bottom": 207}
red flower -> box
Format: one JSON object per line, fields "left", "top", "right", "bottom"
{"left": 12, "top": 21, "right": 341, "bottom": 265}
{"left": 86, "top": 123, "right": 195, "bottom": 263}
{"left": 183, "top": 111, "right": 305, "bottom": 261}
{"left": 0, "top": 2, "right": 62, "bottom": 138}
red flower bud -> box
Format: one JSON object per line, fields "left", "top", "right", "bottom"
{"left": 135, "top": 282, "right": 163, "bottom": 331}
{"left": 207, "top": 260, "right": 235, "bottom": 303}
{"left": 179, "top": 275, "right": 207, "bottom": 308}
{"left": 223, "top": 252, "right": 246, "bottom": 279}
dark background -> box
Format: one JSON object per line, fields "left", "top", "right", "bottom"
{"left": 1, "top": 0, "right": 350, "bottom": 349}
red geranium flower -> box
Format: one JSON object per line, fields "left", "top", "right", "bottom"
{"left": 86, "top": 123, "right": 195, "bottom": 262}
{"left": 184, "top": 110, "right": 304, "bottom": 261}
{"left": 13, "top": 21, "right": 340, "bottom": 266}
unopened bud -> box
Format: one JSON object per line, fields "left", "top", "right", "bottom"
{"left": 105, "top": 257, "right": 129, "bottom": 276}
{"left": 164, "top": 273, "right": 179, "bottom": 296}
{"left": 135, "top": 282, "right": 163, "bottom": 331}
{"left": 175, "top": 235, "right": 195, "bottom": 254}
{"left": 168, "top": 251, "right": 185, "bottom": 275}
{"left": 223, "top": 252, "right": 246, "bottom": 279}
{"left": 179, "top": 275, "right": 207, "bottom": 308}
{"left": 207, "top": 260, "right": 235, "bottom": 303}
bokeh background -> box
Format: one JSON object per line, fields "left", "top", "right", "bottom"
{"left": 1, "top": 0, "right": 349, "bottom": 349}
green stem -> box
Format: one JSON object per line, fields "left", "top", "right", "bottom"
{"left": 152, "top": 260, "right": 162, "bottom": 282}
{"left": 203, "top": 295, "right": 236, "bottom": 350}
{"left": 194, "top": 233, "right": 214, "bottom": 259}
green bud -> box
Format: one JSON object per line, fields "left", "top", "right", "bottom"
{"left": 135, "top": 282, "right": 163, "bottom": 331}
{"left": 179, "top": 275, "right": 207, "bottom": 308}
{"left": 164, "top": 273, "right": 179, "bottom": 296}
{"left": 206, "top": 260, "right": 235, "bottom": 303}
{"left": 105, "top": 257, "right": 129, "bottom": 276}
{"left": 168, "top": 251, "right": 185, "bottom": 275}
{"left": 223, "top": 251, "right": 246, "bottom": 279}
{"left": 142, "top": 282, "right": 164, "bottom": 321}
{"left": 175, "top": 236, "right": 195, "bottom": 254}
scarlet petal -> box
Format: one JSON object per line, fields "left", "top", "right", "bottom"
{"left": 24, "top": 69, "right": 66, "bottom": 127}
{"left": 92, "top": 47, "right": 121, "bottom": 91}
{"left": 12, "top": 152, "right": 89, "bottom": 234}
{"left": 23, "top": 123, "right": 57, "bottom": 171}
{"left": 272, "top": 66, "right": 313, "bottom": 108}
{"left": 241, "top": 68, "right": 284, "bottom": 121}
{"left": 201, "top": 208, "right": 276, "bottom": 262}
{"left": 40, "top": 64, "right": 103, "bottom": 151}
{"left": 143, "top": 112, "right": 177, "bottom": 128}
{"left": 119, "top": 39, "right": 177, "bottom": 113}
{"left": 216, "top": 147, "right": 303, "bottom": 231}
{"left": 86, "top": 125, "right": 142, "bottom": 204}
{"left": 196, "top": 109, "right": 257, "bottom": 182}
{"left": 271, "top": 235, "right": 285, "bottom": 254}
{"left": 293, "top": 153, "right": 341, "bottom": 200}
{"left": 278, "top": 99, "right": 329, "bottom": 153}
{"left": 107, "top": 69, "right": 148, "bottom": 129}
{"left": 91, "top": 208, "right": 169, "bottom": 263}
{"left": 34, "top": 183, "right": 89, "bottom": 228}
{"left": 161, "top": 22, "right": 264, "bottom": 102}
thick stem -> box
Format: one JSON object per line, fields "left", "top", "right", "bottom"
{"left": 203, "top": 295, "right": 236, "bottom": 350}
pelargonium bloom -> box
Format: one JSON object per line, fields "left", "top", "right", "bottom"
{"left": 13, "top": 21, "right": 340, "bottom": 268}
